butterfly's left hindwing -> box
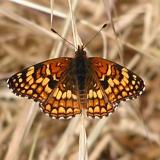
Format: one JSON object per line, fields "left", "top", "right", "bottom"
{"left": 7, "top": 58, "right": 72, "bottom": 103}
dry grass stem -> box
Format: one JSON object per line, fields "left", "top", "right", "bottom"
{"left": 9, "top": 0, "right": 66, "bottom": 19}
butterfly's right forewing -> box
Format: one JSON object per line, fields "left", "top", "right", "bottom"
{"left": 7, "top": 58, "right": 72, "bottom": 103}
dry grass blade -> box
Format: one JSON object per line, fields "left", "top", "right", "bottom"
{"left": 68, "top": 0, "right": 82, "bottom": 48}
{"left": 79, "top": 110, "right": 88, "bottom": 160}
{"left": 4, "top": 103, "right": 38, "bottom": 160}
{"left": 9, "top": 0, "right": 66, "bottom": 18}
{"left": 28, "top": 123, "right": 42, "bottom": 160}
{"left": 89, "top": 135, "right": 111, "bottom": 160}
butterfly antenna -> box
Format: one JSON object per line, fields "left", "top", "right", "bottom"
{"left": 51, "top": 28, "right": 76, "bottom": 49}
{"left": 83, "top": 23, "right": 107, "bottom": 49}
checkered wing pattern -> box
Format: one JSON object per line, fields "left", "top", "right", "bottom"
{"left": 7, "top": 58, "right": 81, "bottom": 119}
{"left": 39, "top": 72, "right": 81, "bottom": 119}
{"left": 86, "top": 77, "right": 115, "bottom": 118}
{"left": 87, "top": 57, "right": 145, "bottom": 118}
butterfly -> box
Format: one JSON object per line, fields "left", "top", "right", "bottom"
{"left": 7, "top": 45, "right": 145, "bottom": 119}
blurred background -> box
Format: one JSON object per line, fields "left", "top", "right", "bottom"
{"left": 0, "top": 0, "right": 160, "bottom": 160}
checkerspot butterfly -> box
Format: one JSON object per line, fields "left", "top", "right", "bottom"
{"left": 7, "top": 45, "right": 145, "bottom": 119}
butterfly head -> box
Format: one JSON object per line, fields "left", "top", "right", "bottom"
{"left": 75, "top": 45, "right": 87, "bottom": 57}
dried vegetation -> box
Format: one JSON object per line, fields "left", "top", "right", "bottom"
{"left": 0, "top": 0, "right": 160, "bottom": 160}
